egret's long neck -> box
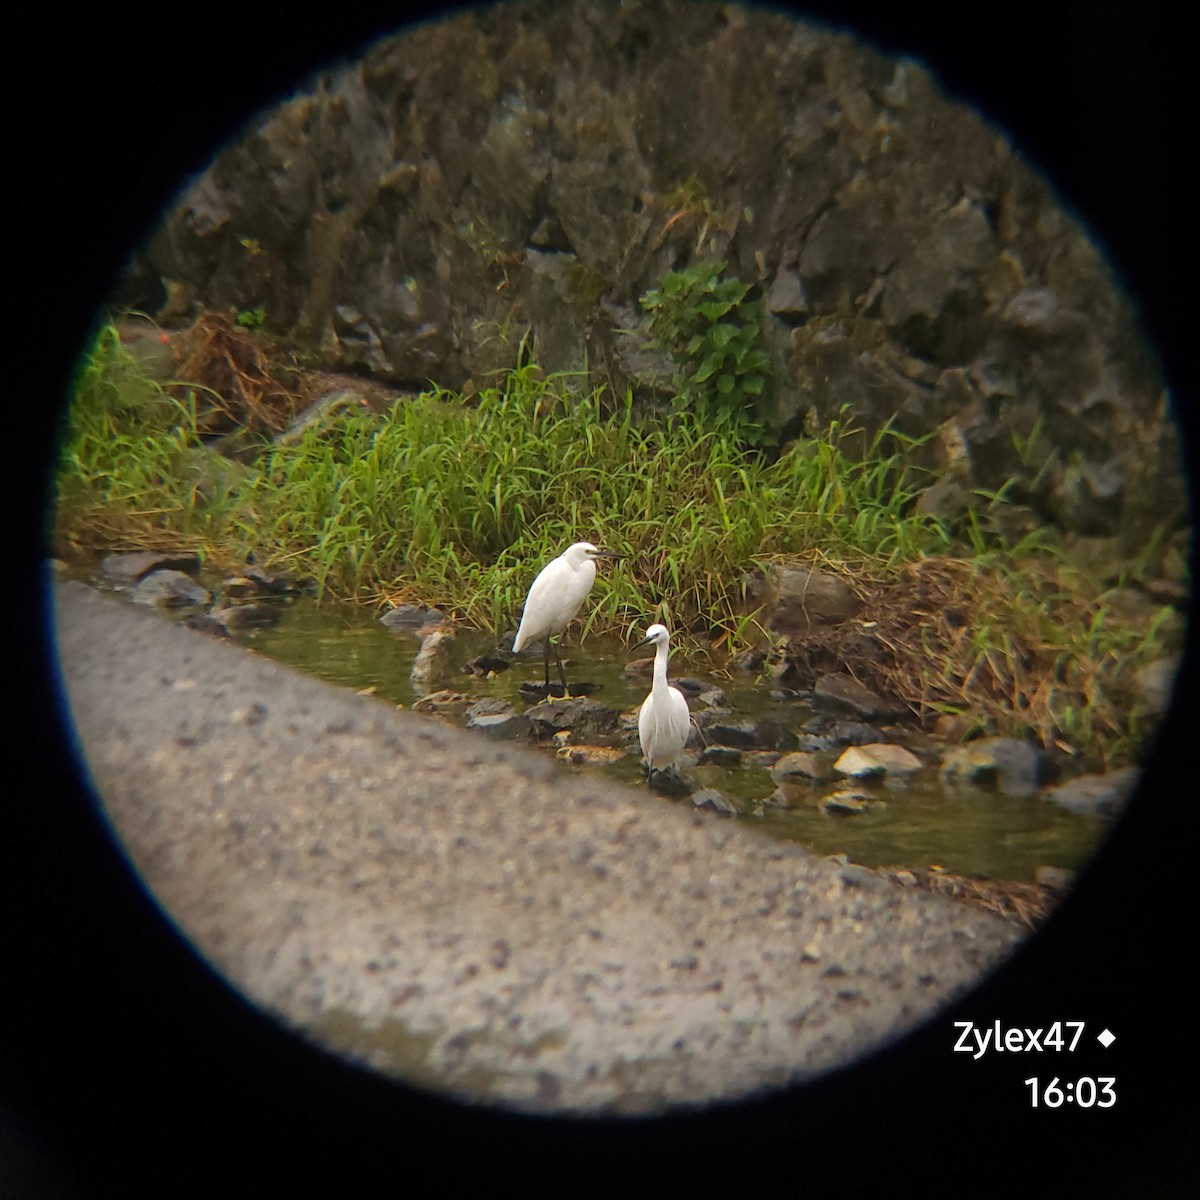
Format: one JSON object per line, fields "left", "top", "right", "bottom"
{"left": 653, "top": 640, "right": 671, "bottom": 691}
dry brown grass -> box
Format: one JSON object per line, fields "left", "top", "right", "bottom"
{"left": 775, "top": 553, "right": 1180, "bottom": 764}
{"left": 168, "top": 314, "right": 311, "bottom": 437}
{"left": 875, "top": 864, "right": 1065, "bottom": 929}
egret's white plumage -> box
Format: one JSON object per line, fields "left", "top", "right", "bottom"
{"left": 634, "top": 623, "right": 691, "bottom": 777}
{"left": 512, "top": 542, "right": 618, "bottom": 691}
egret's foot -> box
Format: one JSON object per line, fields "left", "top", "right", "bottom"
{"left": 518, "top": 681, "right": 601, "bottom": 702}
{"left": 519, "top": 681, "right": 564, "bottom": 701}
{"left": 561, "top": 681, "right": 602, "bottom": 700}
{"left": 645, "top": 765, "right": 690, "bottom": 797}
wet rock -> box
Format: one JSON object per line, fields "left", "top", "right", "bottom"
{"left": 770, "top": 751, "right": 832, "bottom": 785}
{"left": 380, "top": 603, "right": 446, "bottom": 633}
{"left": 827, "top": 720, "right": 891, "bottom": 745}
{"left": 101, "top": 550, "right": 201, "bottom": 585}
{"left": 764, "top": 783, "right": 812, "bottom": 809}
{"left": 940, "top": 737, "right": 1041, "bottom": 796}
{"left": 409, "top": 626, "right": 455, "bottom": 695}
{"left": 674, "top": 677, "right": 720, "bottom": 703}
{"left": 557, "top": 745, "right": 625, "bottom": 767}
{"left": 526, "top": 697, "right": 620, "bottom": 740}
{"left": 242, "top": 564, "right": 305, "bottom": 595}
{"left": 691, "top": 789, "right": 739, "bottom": 817}
{"left": 130, "top": 569, "right": 211, "bottom": 609}
{"left": 646, "top": 766, "right": 691, "bottom": 797}
{"left": 764, "top": 564, "right": 862, "bottom": 635}
{"left": 694, "top": 713, "right": 792, "bottom": 751}
{"left": 795, "top": 732, "right": 835, "bottom": 752}
{"left": 462, "top": 653, "right": 511, "bottom": 677}
{"left": 819, "top": 788, "right": 885, "bottom": 816}
{"left": 742, "top": 750, "right": 782, "bottom": 771}
{"left": 1042, "top": 767, "right": 1139, "bottom": 818}
{"left": 812, "top": 674, "right": 902, "bottom": 721}
{"left": 209, "top": 602, "right": 282, "bottom": 632}
{"left": 181, "top": 612, "right": 231, "bottom": 638}
{"left": 221, "top": 575, "right": 261, "bottom": 600}
{"left": 465, "top": 699, "right": 529, "bottom": 740}
{"left": 698, "top": 746, "right": 743, "bottom": 768}
{"left": 834, "top": 743, "right": 922, "bottom": 779}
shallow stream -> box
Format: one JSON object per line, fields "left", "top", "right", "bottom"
{"left": 233, "top": 592, "right": 1107, "bottom": 883}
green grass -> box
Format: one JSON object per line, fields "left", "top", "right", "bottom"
{"left": 234, "top": 361, "right": 944, "bottom": 638}
{"left": 55, "top": 324, "right": 244, "bottom": 555}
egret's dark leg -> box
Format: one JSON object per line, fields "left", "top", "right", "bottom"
{"left": 542, "top": 639, "right": 552, "bottom": 690}
{"left": 552, "top": 637, "right": 569, "bottom": 692}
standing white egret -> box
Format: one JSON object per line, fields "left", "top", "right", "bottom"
{"left": 633, "top": 623, "right": 691, "bottom": 780}
{"left": 512, "top": 542, "right": 620, "bottom": 693}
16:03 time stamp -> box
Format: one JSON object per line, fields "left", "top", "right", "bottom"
{"left": 1024, "top": 1077, "right": 1116, "bottom": 1108}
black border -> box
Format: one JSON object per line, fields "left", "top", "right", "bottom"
{"left": 6, "top": 2, "right": 1196, "bottom": 1193}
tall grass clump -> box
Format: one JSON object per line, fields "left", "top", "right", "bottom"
{"left": 240, "top": 363, "right": 946, "bottom": 632}
{"left": 55, "top": 324, "right": 242, "bottom": 556}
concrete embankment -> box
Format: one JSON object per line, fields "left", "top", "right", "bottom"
{"left": 53, "top": 579, "right": 1021, "bottom": 1113}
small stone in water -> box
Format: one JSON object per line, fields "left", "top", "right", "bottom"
{"left": 211, "top": 602, "right": 282, "bottom": 632}
{"left": 940, "top": 737, "right": 1040, "bottom": 796}
{"left": 771, "top": 751, "right": 831, "bottom": 784}
{"left": 834, "top": 743, "right": 922, "bottom": 778}
{"left": 819, "top": 789, "right": 884, "bottom": 816}
{"left": 691, "top": 789, "right": 738, "bottom": 817}
{"left": 557, "top": 745, "right": 624, "bottom": 767}
{"left": 131, "top": 569, "right": 211, "bottom": 609}
{"left": 699, "top": 746, "right": 742, "bottom": 767}
{"left": 1041, "top": 767, "right": 1139, "bottom": 817}
{"left": 101, "top": 550, "right": 201, "bottom": 585}
{"left": 380, "top": 603, "right": 445, "bottom": 633}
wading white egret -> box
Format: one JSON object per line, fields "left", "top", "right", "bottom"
{"left": 512, "top": 542, "right": 620, "bottom": 693}
{"left": 633, "top": 623, "right": 691, "bottom": 779}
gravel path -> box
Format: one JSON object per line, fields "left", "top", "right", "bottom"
{"left": 54, "top": 580, "right": 1023, "bottom": 1113}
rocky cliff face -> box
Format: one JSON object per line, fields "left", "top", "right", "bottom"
{"left": 118, "top": 0, "right": 1185, "bottom": 546}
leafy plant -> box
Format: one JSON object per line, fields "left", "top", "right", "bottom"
{"left": 640, "top": 260, "right": 771, "bottom": 444}
{"left": 236, "top": 305, "right": 266, "bottom": 329}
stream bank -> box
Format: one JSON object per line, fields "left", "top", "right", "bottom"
{"left": 54, "top": 577, "right": 1023, "bottom": 1113}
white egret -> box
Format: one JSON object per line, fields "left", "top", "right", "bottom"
{"left": 633, "top": 623, "right": 691, "bottom": 780}
{"left": 512, "top": 542, "right": 620, "bottom": 693}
